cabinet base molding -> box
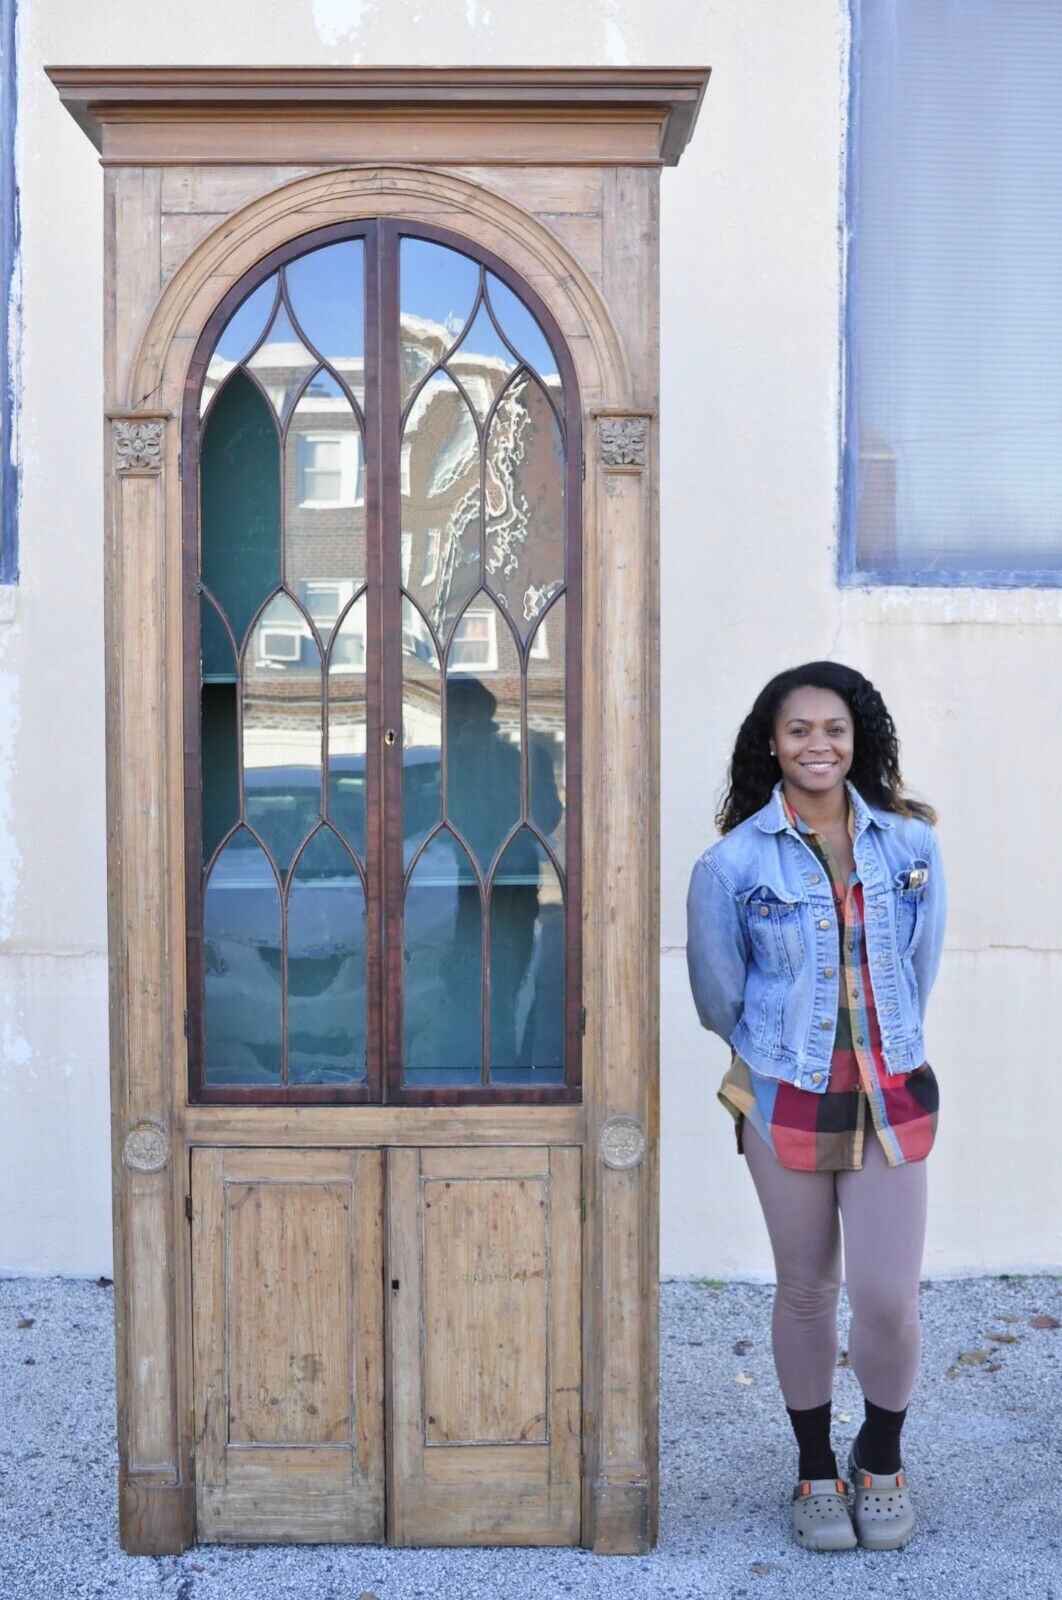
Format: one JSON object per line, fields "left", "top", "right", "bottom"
{"left": 589, "top": 1476, "right": 652, "bottom": 1555}
{"left": 118, "top": 1473, "right": 193, "bottom": 1556}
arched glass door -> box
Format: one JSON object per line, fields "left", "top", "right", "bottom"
{"left": 184, "top": 221, "right": 581, "bottom": 1104}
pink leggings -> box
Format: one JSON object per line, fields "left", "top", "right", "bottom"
{"left": 741, "top": 1116, "right": 928, "bottom": 1411}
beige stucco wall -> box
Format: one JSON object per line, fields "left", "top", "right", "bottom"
{"left": 2, "top": 0, "right": 1058, "bottom": 1276}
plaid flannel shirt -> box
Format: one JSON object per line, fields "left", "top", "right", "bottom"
{"left": 717, "top": 790, "right": 938, "bottom": 1171}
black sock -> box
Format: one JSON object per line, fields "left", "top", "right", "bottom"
{"left": 786, "top": 1400, "right": 838, "bottom": 1481}
{"left": 854, "top": 1398, "right": 907, "bottom": 1475}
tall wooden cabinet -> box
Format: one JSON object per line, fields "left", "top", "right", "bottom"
{"left": 50, "top": 66, "right": 708, "bottom": 1555}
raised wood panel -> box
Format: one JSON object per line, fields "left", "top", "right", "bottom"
{"left": 191, "top": 1148, "right": 384, "bottom": 1543}
{"left": 226, "top": 1181, "right": 352, "bottom": 1445}
{"left": 388, "top": 1146, "right": 581, "bottom": 1546}
{"left": 422, "top": 1173, "right": 548, "bottom": 1445}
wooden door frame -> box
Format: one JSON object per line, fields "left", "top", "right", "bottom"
{"left": 49, "top": 68, "right": 709, "bottom": 1558}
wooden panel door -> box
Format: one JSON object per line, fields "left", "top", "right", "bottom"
{"left": 387, "top": 1144, "right": 581, "bottom": 1545}
{"left": 190, "top": 1148, "right": 385, "bottom": 1542}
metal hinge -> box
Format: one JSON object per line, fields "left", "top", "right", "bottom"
{"left": 580, "top": 1006, "right": 587, "bottom": 1036}
{"left": 184, "top": 1194, "right": 193, "bottom": 1223}
{"left": 183, "top": 1009, "right": 188, "bottom": 1039}
{"left": 581, "top": 448, "right": 586, "bottom": 481}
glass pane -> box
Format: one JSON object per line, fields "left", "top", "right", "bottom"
{"left": 287, "top": 827, "right": 367, "bottom": 1084}
{"left": 403, "top": 829, "right": 481, "bottom": 1086}
{"left": 486, "top": 273, "right": 560, "bottom": 387}
{"left": 203, "top": 826, "right": 281, "bottom": 1085}
{"left": 445, "top": 599, "right": 521, "bottom": 875}
{"left": 201, "top": 274, "right": 278, "bottom": 416}
{"left": 448, "top": 302, "right": 516, "bottom": 423}
{"left": 489, "top": 830, "right": 564, "bottom": 1084}
{"left": 400, "top": 238, "right": 480, "bottom": 408}
{"left": 527, "top": 596, "right": 566, "bottom": 867}
{"left": 284, "top": 240, "right": 365, "bottom": 411}
{"left": 484, "top": 372, "right": 565, "bottom": 638}
{"left": 247, "top": 301, "right": 317, "bottom": 424}
{"left": 849, "top": 0, "right": 1062, "bottom": 576}
{"left": 200, "top": 371, "right": 280, "bottom": 649}
{"left": 401, "top": 597, "right": 441, "bottom": 868}
{"left": 243, "top": 594, "right": 322, "bottom": 878}
{"left": 328, "top": 593, "right": 368, "bottom": 862}
{"left": 403, "top": 373, "right": 481, "bottom": 643}
{"left": 285, "top": 372, "right": 365, "bottom": 636}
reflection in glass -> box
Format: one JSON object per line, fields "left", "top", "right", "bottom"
{"left": 328, "top": 593, "right": 368, "bottom": 862}
{"left": 284, "top": 240, "right": 365, "bottom": 411}
{"left": 203, "top": 827, "right": 282, "bottom": 1084}
{"left": 287, "top": 827, "right": 367, "bottom": 1083}
{"left": 243, "top": 594, "right": 322, "bottom": 878}
{"left": 401, "top": 597, "right": 441, "bottom": 867}
{"left": 489, "top": 830, "right": 564, "bottom": 1084}
{"left": 486, "top": 272, "right": 559, "bottom": 383}
{"left": 448, "top": 302, "right": 516, "bottom": 422}
{"left": 200, "top": 595, "right": 238, "bottom": 865}
{"left": 285, "top": 372, "right": 365, "bottom": 639}
{"left": 446, "top": 601, "right": 522, "bottom": 874}
{"left": 201, "top": 274, "right": 278, "bottom": 416}
{"left": 527, "top": 596, "right": 566, "bottom": 866}
{"left": 403, "top": 373, "right": 481, "bottom": 642}
{"left": 400, "top": 238, "right": 479, "bottom": 407}
{"left": 200, "top": 371, "right": 280, "bottom": 649}
{"left": 403, "top": 828, "right": 481, "bottom": 1085}
{"left": 484, "top": 371, "right": 565, "bottom": 638}
{"left": 247, "top": 301, "right": 318, "bottom": 423}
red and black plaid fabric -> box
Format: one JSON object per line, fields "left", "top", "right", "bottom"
{"left": 717, "top": 791, "right": 938, "bottom": 1171}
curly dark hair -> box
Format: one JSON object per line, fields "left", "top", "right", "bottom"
{"left": 715, "top": 661, "right": 937, "bottom": 834}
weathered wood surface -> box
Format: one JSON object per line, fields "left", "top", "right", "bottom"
{"left": 190, "top": 1148, "right": 385, "bottom": 1544}
{"left": 387, "top": 1145, "right": 581, "bottom": 1546}
{"left": 93, "top": 110, "right": 674, "bottom": 1552}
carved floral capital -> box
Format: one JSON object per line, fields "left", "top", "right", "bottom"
{"left": 112, "top": 418, "right": 164, "bottom": 474}
{"left": 597, "top": 415, "right": 649, "bottom": 469}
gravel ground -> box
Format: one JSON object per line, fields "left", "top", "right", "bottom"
{"left": 1, "top": 1274, "right": 1059, "bottom": 1600}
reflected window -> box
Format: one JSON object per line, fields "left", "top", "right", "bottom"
{"left": 450, "top": 609, "right": 498, "bottom": 673}
{"left": 297, "top": 432, "right": 361, "bottom": 507}
{"left": 421, "top": 528, "right": 440, "bottom": 585}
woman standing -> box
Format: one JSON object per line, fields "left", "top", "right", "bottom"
{"left": 686, "top": 662, "right": 946, "bottom": 1553}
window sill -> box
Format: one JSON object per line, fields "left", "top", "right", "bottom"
{"left": 838, "top": 583, "right": 1062, "bottom": 628}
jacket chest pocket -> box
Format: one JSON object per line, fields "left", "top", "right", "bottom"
{"left": 742, "top": 886, "right": 807, "bottom": 980}
{"left": 892, "top": 860, "right": 929, "bottom": 955}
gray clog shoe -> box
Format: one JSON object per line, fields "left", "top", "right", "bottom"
{"left": 790, "top": 1474, "right": 857, "bottom": 1551}
{"left": 846, "top": 1441, "right": 916, "bottom": 1550}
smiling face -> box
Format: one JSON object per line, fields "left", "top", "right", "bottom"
{"left": 771, "top": 686, "right": 855, "bottom": 802}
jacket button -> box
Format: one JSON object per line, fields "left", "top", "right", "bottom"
{"left": 824, "top": 967, "right": 835, "bottom": 978}
{"left": 809, "top": 873, "right": 821, "bottom": 884}
{"left": 759, "top": 905, "right": 770, "bottom": 917}
{"left": 819, "top": 919, "right": 830, "bottom": 930}
{"left": 820, "top": 1019, "right": 832, "bottom": 1031}
{"left": 811, "top": 1071, "right": 823, "bottom": 1083}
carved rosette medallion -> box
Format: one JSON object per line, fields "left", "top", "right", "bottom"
{"left": 598, "top": 1114, "right": 646, "bottom": 1170}
{"left": 122, "top": 1121, "right": 170, "bottom": 1173}
{"left": 597, "top": 415, "right": 649, "bottom": 469}
{"left": 112, "top": 419, "right": 164, "bottom": 473}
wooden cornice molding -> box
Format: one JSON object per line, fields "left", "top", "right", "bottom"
{"left": 46, "top": 65, "right": 709, "bottom": 168}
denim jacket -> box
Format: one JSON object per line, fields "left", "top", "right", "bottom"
{"left": 686, "top": 780, "right": 946, "bottom": 1092}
